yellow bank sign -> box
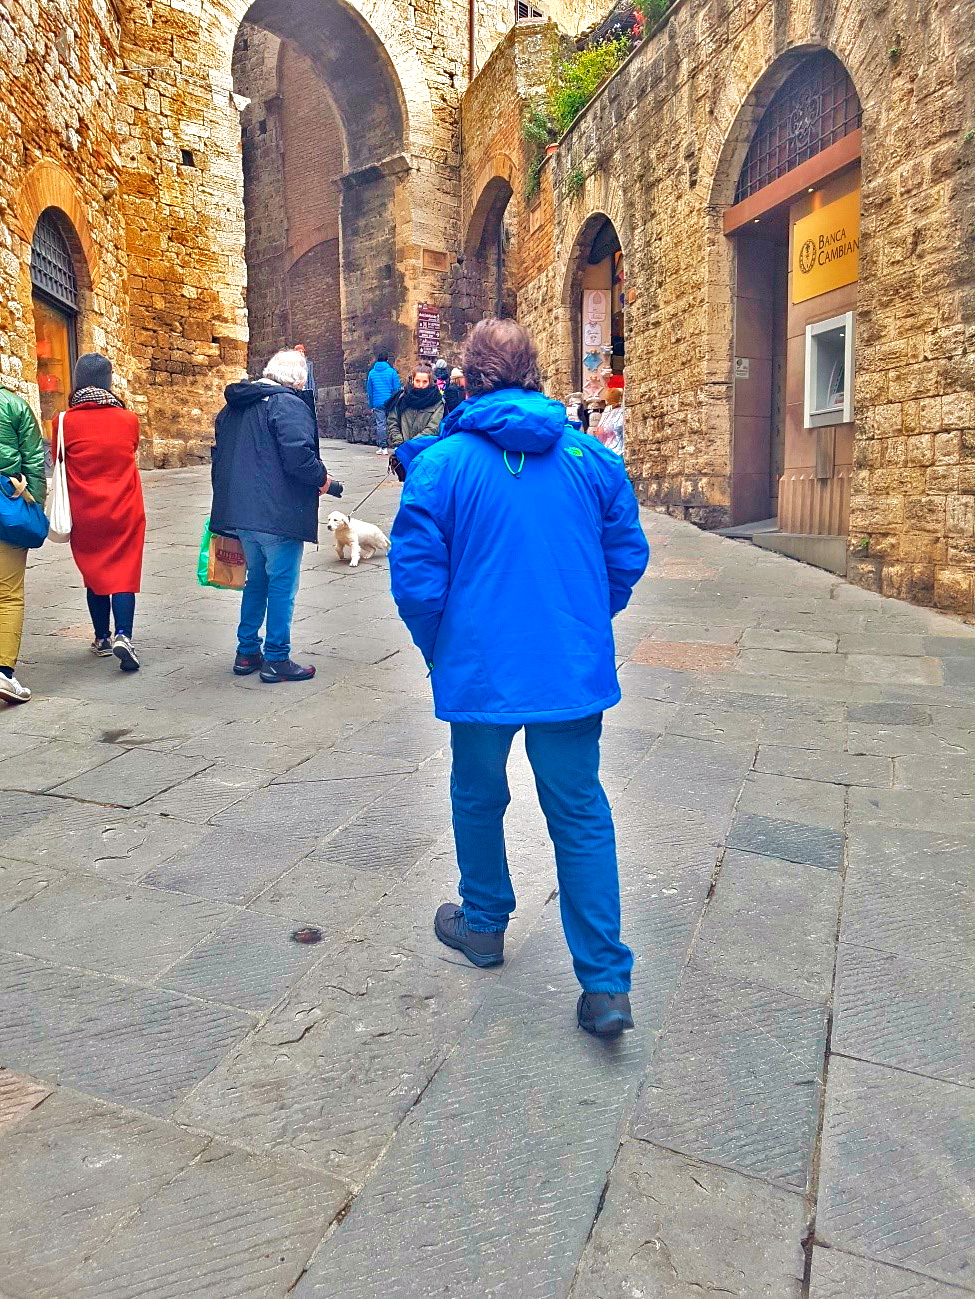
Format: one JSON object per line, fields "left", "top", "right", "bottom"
{"left": 792, "top": 190, "right": 860, "bottom": 304}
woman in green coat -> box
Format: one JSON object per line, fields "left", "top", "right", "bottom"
{"left": 0, "top": 385, "right": 47, "bottom": 704}
{"left": 386, "top": 364, "right": 444, "bottom": 451}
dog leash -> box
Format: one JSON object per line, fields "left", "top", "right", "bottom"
{"left": 347, "top": 465, "right": 392, "bottom": 517}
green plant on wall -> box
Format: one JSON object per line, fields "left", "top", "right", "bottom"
{"left": 565, "top": 166, "right": 585, "bottom": 200}
{"left": 632, "top": 0, "right": 671, "bottom": 30}
{"left": 522, "top": 103, "right": 555, "bottom": 202}
{"left": 545, "top": 37, "right": 631, "bottom": 137}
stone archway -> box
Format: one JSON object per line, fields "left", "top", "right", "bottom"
{"left": 558, "top": 203, "right": 628, "bottom": 402}
{"left": 458, "top": 157, "right": 518, "bottom": 329}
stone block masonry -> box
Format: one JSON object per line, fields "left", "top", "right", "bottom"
{"left": 460, "top": 0, "right": 975, "bottom": 618}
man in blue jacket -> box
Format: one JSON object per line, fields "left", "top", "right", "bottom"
{"left": 211, "top": 349, "right": 335, "bottom": 684}
{"left": 390, "top": 319, "right": 649, "bottom": 1037}
{"left": 365, "top": 352, "right": 401, "bottom": 454}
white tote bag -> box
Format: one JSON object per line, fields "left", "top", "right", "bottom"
{"left": 47, "top": 412, "right": 72, "bottom": 542}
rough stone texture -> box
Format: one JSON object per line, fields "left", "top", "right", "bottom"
{"left": 808, "top": 1247, "right": 974, "bottom": 1299}
{"left": 817, "top": 1056, "right": 975, "bottom": 1290}
{"left": 570, "top": 1140, "right": 805, "bottom": 1299}
{"left": 464, "top": 1, "right": 975, "bottom": 616}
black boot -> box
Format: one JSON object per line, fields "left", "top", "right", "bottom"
{"left": 233, "top": 651, "right": 264, "bottom": 676}
{"left": 434, "top": 903, "right": 504, "bottom": 968}
{"left": 577, "top": 992, "right": 634, "bottom": 1037}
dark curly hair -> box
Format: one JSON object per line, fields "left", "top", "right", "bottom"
{"left": 462, "top": 319, "right": 541, "bottom": 398}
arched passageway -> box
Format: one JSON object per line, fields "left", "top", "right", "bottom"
{"left": 562, "top": 214, "right": 625, "bottom": 399}
{"left": 232, "top": 0, "right": 411, "bottom": 438}
{"left": 717, "top": 49, "right": 862, "bottom": 531}
{"left": 463, "top": 174, "right": 516, "bottom": 323}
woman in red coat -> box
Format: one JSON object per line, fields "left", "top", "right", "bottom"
{"left": 62, "top": 354, "right": 146, "bottom": 671}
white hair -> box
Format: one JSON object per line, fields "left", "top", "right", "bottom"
{"left": 262, "top": 349, "right": 308, "bottom": 388}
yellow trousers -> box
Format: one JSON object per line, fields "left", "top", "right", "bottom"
{"left": 0, "top": 538, "right": 27, "bottom": 670}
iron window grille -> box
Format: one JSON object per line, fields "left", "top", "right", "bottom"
{"left": 734, "top": 52, "right": 862, "bottom": 205}
{"left": 30, "top": 211, "right": 79, "bottom": 313}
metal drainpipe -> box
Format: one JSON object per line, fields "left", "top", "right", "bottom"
{"left": 468, "top": 0, "right": 475, "bottom": 81}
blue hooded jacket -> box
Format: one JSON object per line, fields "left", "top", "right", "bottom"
{"left": 389, "top": 387, "right": 649, "bottom": 724}
{"left": 366, "top": 361, "right": 401, "bottom": 410}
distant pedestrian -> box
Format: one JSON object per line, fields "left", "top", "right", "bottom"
{"left": 0, "top": 384, "right": 46, "bottom": 703}
{"left": 386, "top": 364, "right": 444, "bottom": 451}
{"left": 366, "top": 352, "right": 401, "bottom": 455}
{"left": 444, "top": 366, "right": 467, "bottom": 413}
{"left": 390, "top": 319, "right": 649, "bottom": 1037}
{"left": 594, "top": 387, "right": 625, "bottom": 456}
{"left": 211, "top": 348, "right": 335, "bottom": 684}
{"left": 433, "top": 358, "right": 450, "bottom": 395}
{"left": 62, "top": 354, "right": 146, "bottom": 673}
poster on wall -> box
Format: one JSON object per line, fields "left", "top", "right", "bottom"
{"left": 417, "top": 304, "right": 441, "bottom": 360}
{"left": 585, "top": 289, "right": 607, "bottom": 323}
{"left": 792, "top": 190, "right": 860, "bottom": 305}
{"left": 583, "top": 322, "right": 603, "bottom": 348}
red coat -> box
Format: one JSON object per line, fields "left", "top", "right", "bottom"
{"left": 62, "top": 403, "right": 146, "bottom": 594}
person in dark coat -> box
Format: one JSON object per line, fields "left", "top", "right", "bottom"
{"left": 211, "top": 349, "right": 333, "bottom": 684}
{"left": 390, "top": 319, "right": 649, "bottom": 1038}
{"left": 385, "top": 364, "right": 444, "bottom": 451}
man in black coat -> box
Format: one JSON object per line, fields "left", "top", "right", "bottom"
{"left": 211, "top": 348, "right": 334, "bottom": 683}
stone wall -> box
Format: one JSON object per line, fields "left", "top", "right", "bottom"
{"left": 0, "top": 0, "right": 130, "bottom": 434}
{"left": 468, "top": 0, "right": 975, "bottom": 615}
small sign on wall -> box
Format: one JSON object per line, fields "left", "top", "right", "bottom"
{"left": 417, "top": 303, "right": 441, "bottom": 360}
{"left": 792, "top": 189, "right": 861, "bottom": 304}
{"left": 734, "top": 357, "right": 750, "bottom": 380}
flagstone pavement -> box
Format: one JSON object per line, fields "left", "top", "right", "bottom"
{"left": 1, "top": 440, "right": 974, "bottom": 1298}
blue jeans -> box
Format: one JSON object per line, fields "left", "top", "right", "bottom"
{"left": 236, "top": 530, "right": 303, "bottom": 662}
{"left": 449, "top": 714, "right": 632, "bottom": 994}
{"left": 373, "top": 408, "right": 388, "bottom": 449}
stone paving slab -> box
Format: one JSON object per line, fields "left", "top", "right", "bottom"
{"left": 48, "top": 748, "right": 212, "bottom": 808}
{"left": 291, "top": 988, "right": 648, "bottom": 1299}
{"left": 570, "top": 1140, "right": 805, "bottom": 1299}
{"left": 67, "top": 1142, "right": 347, "bottom": 1299}
{"left": 846, "top": 824, "right": 975, "bottom": 890}
{"left": 1, "top": 807, "right": 210, "bottom": 881}
{"left": 142, "top": 827, "right": 316, "bottom": 904}
{"left": 0, "top": 1069, "right": 50, "bottom": 1134}
{"left": 692, "top": 849, "right": 841, "bottom": 1000}
{"left": 737, "top": 771, "right": 847, "bottom": 829}
{"left": 727, "top": 811, "right": 845, "bottom": 870}
{"left": 632, "top": 959, "right": 828, "bottom": 1190}
{"left": 755, "top": 744, "right": 891, "bottom": 788}
{"left": 816, "top": 1056, "right": 975, "bottom": 1289}
{"left": 0, "top": 1091, "right": 208, "bottom": 1298}
{"left": 840, "top": 857, "right": 974, "bottom": 967}
{"left": 0, "top": 875, "right": 234, "bottom": 981}
{"left": 209, "top": 777, "right": 380, "bottom": 839}
{"left": 161, "top": 910, "right": 328, "bottom": 1011}
{"left": 832, "top": 944, "right": 975, "bottom": 1086}
{"left": 808, "top": 1247, "right": 975, "bottom": 1298}
{"left": 0, "top": 953, "right": 252, "bottom": 1114}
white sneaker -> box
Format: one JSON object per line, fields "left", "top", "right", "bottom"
{"left": 0, "top": 672, "right": 31, "bottom": 703}
{"left": 112, "top": 633, "right": 140, "bottom": 673}
{"left": 375, "top": 446, "right": 388, "bottom": 455}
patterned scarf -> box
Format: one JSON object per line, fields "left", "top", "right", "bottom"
{"left": 69, "top": 386, "right": 125, "bottom": 409}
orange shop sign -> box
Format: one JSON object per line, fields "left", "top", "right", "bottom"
{"left": 792, "top": 190, "right": 860, "bottom": 304}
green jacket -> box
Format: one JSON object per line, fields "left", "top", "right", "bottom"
{"left": 0, "top": 386, "right": 46, "bottom": 506}
{"left": 386, "top": 391, "right": 444, "bottom": 450}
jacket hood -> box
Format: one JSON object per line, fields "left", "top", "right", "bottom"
{"left": 223, "top": 379, "right": 293, "bottom": 408}
{"left": 449, "top": 387, "right": 567, "bottom": 454}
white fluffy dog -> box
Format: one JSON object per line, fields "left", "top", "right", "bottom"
{"left": 326, "top": 511, "right": 391, "bottom": 567}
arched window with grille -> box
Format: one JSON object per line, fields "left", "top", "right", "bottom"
{"left": 30, "top": 210, "right": 80, "bottom": 444}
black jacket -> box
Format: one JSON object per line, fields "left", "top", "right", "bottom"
{"left": 211, "top": 380, "right": 326, "bottom": 543}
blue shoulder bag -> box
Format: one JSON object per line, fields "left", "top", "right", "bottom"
{"left": 0, "top": 474, "right": 49, "bottom": 548}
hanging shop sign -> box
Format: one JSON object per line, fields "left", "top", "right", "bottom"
{"left": 417, "top": 304, "right": 441, "bottom": 360}
{"left": 792, "top": 189, "right": 861, "bottom": 304}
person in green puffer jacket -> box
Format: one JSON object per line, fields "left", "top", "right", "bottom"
{"left": 0, "top": 385, "right": 47, "bottom": 705}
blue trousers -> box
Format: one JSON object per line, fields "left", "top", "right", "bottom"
{"left": 373, "top": 408, "right": 388, "bottom": 449}
{"left": 449, "top": 714, "right": 632, "bottom": 994}
{"left": 236, "top": 529, "right": 303, "bottom": 663}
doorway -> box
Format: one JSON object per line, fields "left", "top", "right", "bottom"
{"left": 30, "top": 210, "right": 79, "bottom": 450}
